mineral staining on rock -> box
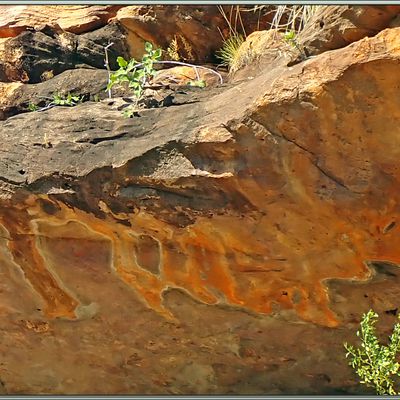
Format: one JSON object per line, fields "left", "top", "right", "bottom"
{"left": 2, "top": 27, "right": 400, "bottom": 328}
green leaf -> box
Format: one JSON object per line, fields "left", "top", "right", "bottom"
{"left": 284, "top": 30, "right": 296, "bottom": 41}
{"left": 28, "top": 102, "right": 38, "bottom": 111}
{"left": 136, "top": 69, "right": 146, "bottom": 79}
{"left": 188, "top": 79, "right": 206, "bottom": 88}
{"left": 109, "top": 71, "right": 123, "bottom": 81}
{"left": 145, "top": 42, "right": 153, "bottom": 53}
{"left": 129, "top": 81, "right": 140, "bottom": 88}
{"left": 117, "top": 56, "right": 128, "bottom": 68}
{"left": 153, "top": 48, "right": 162, "bottom": 59}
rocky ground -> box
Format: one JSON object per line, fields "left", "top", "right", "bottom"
{"left": 0, "top": 4, "right": 399, "bottom": 394}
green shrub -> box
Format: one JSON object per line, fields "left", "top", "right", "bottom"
{"left": 107, "top": 42, "right": 162, "bottom": 99}
{"left": 344, "top": 309, "right": 400, "bottom": 395}
{"left": 52, "top": 92, "right": 83, "bottom": 106}
{"left": 27, "top": 102, "right": 39, "bottom": 111}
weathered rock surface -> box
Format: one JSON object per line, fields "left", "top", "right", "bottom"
{"left": 0, "top": 68, "right": 109, "bottom": 120}
{"left": 113, "top": 5, "right": 274, "bottom": 62}
{"left": 0, "top": 24, "right": 129, "bottom": 83}
{"left": 0, "top": 66, "right": 225, "bottom": 120}
{"left": 153, "top": 65, "right": 225, "bottom": 87}
{"left": 0, "top": 5, "right": 274, "bottom": 83}
{"left": 0, "top": 5, "right": 122, "bottom": 36}
{"left": 231, "top": 5, "right": 400, "bottom": 79}
{"left": 0, "top": 23, "right": 399, "bottom": 394}
{"left": 229, "top": 30, "right": 292, "bottom": 81}
{"left": 299, "top": 5, "right": 400, "bottom": 55}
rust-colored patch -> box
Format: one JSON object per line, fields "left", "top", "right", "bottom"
{"left": 0, "top": 185, "right": 397, "bottom": 328}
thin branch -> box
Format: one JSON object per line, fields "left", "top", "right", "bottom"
{"left": 104, "top": 42, "right": 114, "bottom": 99}
{"left": 131, "top": 60, "right": 223, "bottom": 84}
{"left": 37, "top": 103, "right": 57, "bottom": 112}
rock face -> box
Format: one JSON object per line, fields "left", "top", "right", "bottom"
{"left": 0, "top": 5, "right": 122, "bottom": 36}
{"left": 114, "top": 5, "right": 274, "bottom": 62}
{"left": 299, "top": 5, "right": 400, "bottom": 55}
{"left": 0, "top": 68, "right": 109, "bottom": 120}
{"left": 0, "top": 5, "right": 400, "bottom": 396}
{"left": 0, "top": 5, "right": 274, "bottom": 82}
{"left": 0, "top": 23, "right": 129, "bottom": 83}
{"left": 229, "top": 29, "right": 291, "bottom": 81}
{"left": 231, "top": 5, "right": 400, "bottom": 79}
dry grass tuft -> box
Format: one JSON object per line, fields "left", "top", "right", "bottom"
{"left": 216, "top": 5, "right": 322, "bottom": 72}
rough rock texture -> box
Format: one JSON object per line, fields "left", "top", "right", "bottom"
{"left": 0, "top": 5, "right": 274, "bottom": 81}
{"left": 229, "top": 30, "right": 291, "bottom": 81}
{"left": 0, "top": 69, "right": 109, "bottom": 120}
{"left": 114, "top": 5, "right": 274, "bottom": 62}
{"left": 231, "top": 5, "right": 400, "bottom": 79}
{"left": 0, "top": 5, "right": 122, "bottom": 36}
{"left": 299, "top": 5, "right": 400, "bottom": 55}
{"left": 153, "top": 65, "right": 225, "bottom": 87}
{"left": 0, "top": 24, "right": 129, "bottom": 83}
{"left": 0, "top": 24, "right": 399, "bottom": 394}
{"left": 0, "top": 66, "right": 225, "bottom": 121}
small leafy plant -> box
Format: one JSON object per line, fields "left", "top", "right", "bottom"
{"left": 27, "top": 102, "right": 39, "bottom": 111}
{"left": 344, "top": 309, "right": 400, "bottom": 395}
{"left": 52, "top": 92, "right": 83, "bottom": 106}
{"left": 283, "top": 30, "right": 308, "bottom": 60}
{"left": 107, "top": 42, "right": 162, "bottom": 99}
{"left": 283, "top": 30, "right": 297, "bottom": 46}
{"left": 188, "top": 79, "right": 206, "bottom": 88}
{"left": 26, "top": 92, "right": 83, "bottom": 113}
{"left": 107, "top": 42, "right": 222, "bottom": 117}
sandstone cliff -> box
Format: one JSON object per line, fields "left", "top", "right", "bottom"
{"left": 0, "top": 5, "right": 399, "bottom": 395}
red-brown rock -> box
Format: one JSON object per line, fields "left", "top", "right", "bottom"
{"left": 299, "top": 5, "right": 400, "bottom": 54}
{"left": 0, "top": 9, "right": 399, "bottom": 397}
{"left": 0, "top": 5, "right": 122, "bottom": 37}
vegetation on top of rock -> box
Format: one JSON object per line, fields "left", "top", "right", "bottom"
{"left": 107, "top": 42, "right": 162, "bottom": 99}
{"left": 0, "top": 5, "right": 400, "bottom": 394}
{"left": 216, "top": 5, "right": 319, "bottom": 73}
{"left": 26, "top": 92, "right": 84, "bottom": 114}
{"left": 269, "top": 5, "right": 321, "bottom": 33}
{"left": 52, "top": 92, "right": 84, "bottom": 107}
{"left": 187, "top": 79, "right": 206, "bottom": 88}
{"left": 27, "top": 102, "right": 39, "bottom": 112}
{"left": 344, "top": 310, "right": 400, "bottom": 395}
{"left": 105, "top": 41, "right": 222, "bottom": 117}
{"left": 283, "top": 30, "right": 308, "bottom": 60}
{"left": 216, "top": 33, "right": 245, "bottom": 69}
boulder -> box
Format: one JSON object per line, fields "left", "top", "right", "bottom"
{"left": 0, "top": 23, "right": 129, "bottom": 83}
{"left": 299, "top": 5, "right": 400, "bottom": 55}
{"left": 153, "top": 65, "right": 226, "bottom": 87}
{"left": 0, "top": 69, "right": 109, "bottom": 120}
{"left": 114, "top": 5, "right": 275, "bottom": 62}
{"left": 228, "top": 29, "right": 292, "bottom": 80}
{"left": 230, "top": 5, "right": 400, "bottom": 79}
{"left": 0, "top": 5, "right": 122, "bottom": 37}
{"left": 0, "top": 5, "right": 277, "bottom": 81}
